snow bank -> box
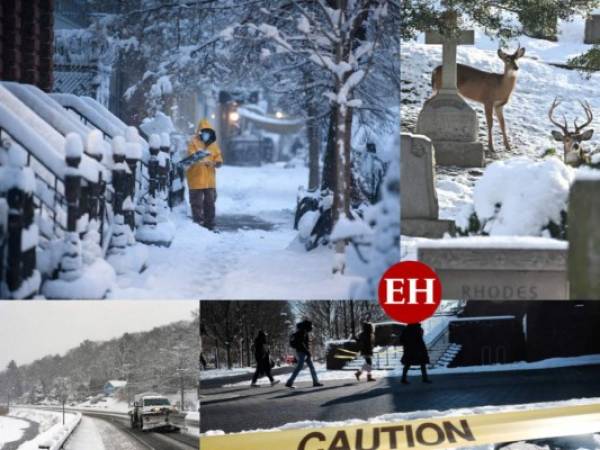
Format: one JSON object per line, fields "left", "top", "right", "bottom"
{"left": 576, "top": 166, "right": 600, "bottom": 180}
{"left": 13, "top": 409, "right": 81, "bottom": 450}
{"left": 461, "top": 157, "right": 573, "bottom": 236}
{"left": 200, "top": 367, "right": 255, "bottom": 380}
{"left": 330, "top": 216, "right": 373, "bottom": 241}
{"left": 135, "top": 219, "right": 176, "bottom": 245}
{"left": 42, "top": 258, "right": 116, "bottom": 299}
{"left": 417, "top": 236, "right": 568, "bottom": 250}
{"left": 76, "top": 397, "right": 129, "bottom": 414}
{"left": 106, "top": 242, "right": 148, "bottom": 275}
{"left": 140, "top": 111, "right": 175, "bottom": 137}
{"left": 420, "top": 353, "right": 600, "bottom": 376}
{"left": 203, "top": 397, "right": 600, "bottom": 435}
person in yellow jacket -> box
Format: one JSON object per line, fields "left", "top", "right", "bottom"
{"left": 186, "top": 118, "right": 223, "bottom": 230}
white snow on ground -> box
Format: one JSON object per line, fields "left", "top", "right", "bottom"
{"left": 401, "top": 17, "right": 600, "bottom": 261}
{"left": 200, "top": 367, "right": 256, "bottom": 380}
{"left": 76, "top": 397, "right": 130, "bottom": 414}
{"left": 202, "top": 397, "right": 600, "bottom": 436}
{"left": 0, "top": 415, "right": 29, "bottom": 446}
{"left": 11, "top": 408, "right": 79, "bottom": 450}
{"left": 223, "top": 354, "right": 600, "bottom": 386}
{"left": 223, "top": 363, "right": 391, "bottom": 387}
{"left": 110, "top": 164, "right": 362, "bottom": 299}
{"left": 402, "top": 17, "right": 600, "bottom": 206}
{"left": 399, "top": 353, "right": 600, "bottom": 376}
{"left": 63, "top": 417, "right": 106, "bottom": 450}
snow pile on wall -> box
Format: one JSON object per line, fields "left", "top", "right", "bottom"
{"left": 11, "top": 409, "right": 81, "bottom": 450}
{"left": 42, "top": 258, "right": 116, "bottom": 299}
{"left": 141, "top": 112, "right": 175, "bottom": 137}
{"left": 457, "top": 157, "right": 574, "bottom": 236}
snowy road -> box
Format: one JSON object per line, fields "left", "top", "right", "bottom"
{"left": 64, "top": 412, "right": 197, "bottom": 450}
{"left": 200, "top": 363, "right": 600, "bottom": 433}
{"left": 109, "top": 164, "right": 362, "bottom": 299}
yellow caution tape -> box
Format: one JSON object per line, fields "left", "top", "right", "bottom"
{"left": 200, "top": 403, "right": 600, "bottom": 450}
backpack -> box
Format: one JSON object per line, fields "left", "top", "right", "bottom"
{"left": 289, "top": 332, "right": 300, "bottom": 349}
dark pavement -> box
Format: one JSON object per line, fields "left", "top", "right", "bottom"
{"left": 215, "top": 214, "right": 275, "bottom": 232}
{"left": 200, "top": 367, "right": 294, "bottom": 389}
{"left": 200, "top": 364, "right": 600, "bottom": 433}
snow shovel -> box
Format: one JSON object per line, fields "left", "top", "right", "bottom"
{"left": 176, "top": 149, "right": 211, "bottom": 170}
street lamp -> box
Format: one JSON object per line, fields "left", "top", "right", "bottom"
{"left": 229, "top": 111, "right": 240, "bottom": 122}
{"left": 275, "top": 111, "right": 284, "bottom": 119}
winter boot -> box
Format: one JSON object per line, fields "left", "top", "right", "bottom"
{"left": 355, "top": 370, "right": 362, "bottom": 381}
{"left": 313, "top": 382, "right": 324, "bottom": 387}
{"left": 367, "top": 374, "right": 376, "bottom": 382}
{"left": 271, "top": 380, "right": 281, "bottom": 387}
{"left": 285, "top": 382, "right": 295, "bottom": 389}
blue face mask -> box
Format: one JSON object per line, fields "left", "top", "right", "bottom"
{"left": 200, "top": 131, "right": 211, "bottom": 143}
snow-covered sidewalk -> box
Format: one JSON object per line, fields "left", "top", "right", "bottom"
{"left": 62, "top": 417, "right": 106, "bottom": 450}
{"left": 109, "top": 164, "right": 363, "bottom": 299}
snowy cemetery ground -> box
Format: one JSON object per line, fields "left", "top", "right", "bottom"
{"left": 401, "top": 15, "right": 600, "bottom": 287}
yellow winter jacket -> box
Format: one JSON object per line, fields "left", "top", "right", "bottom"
{"left": 186, "top": 119, "right": 223, "bottom": 190}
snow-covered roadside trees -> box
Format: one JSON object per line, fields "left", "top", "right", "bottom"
{"left": 205, "top": 1, "right": 397, "bottom": 272}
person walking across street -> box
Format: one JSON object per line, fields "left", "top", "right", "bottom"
{"left": 186, "top": 118, "right": 223, "bottom": 230}
{"left": 251, "top": 330, "right": 280, "bottom": 387}
{"left": 286, "top": 320, "right": 323, "bottom": 388}
{"left": 355, "top": 322, "right": 376, "bottom": 382}
{"left": 400, "top": 323, "right": 432, "bottom": 384}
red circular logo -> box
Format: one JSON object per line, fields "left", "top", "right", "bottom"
{"left": 378, "top": 261, "right": 442, "bottom": 324}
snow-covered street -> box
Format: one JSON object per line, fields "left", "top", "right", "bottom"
{"left": 109, "top": 164, "right": 363, "bottom": 299}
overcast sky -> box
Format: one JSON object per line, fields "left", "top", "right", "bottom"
{"left": 0, "top": 301, "right": 198, "bottom": 369}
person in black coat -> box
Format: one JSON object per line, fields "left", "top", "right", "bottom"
{"left": 355, "top": 322, "right": 376, "bottom": 382}
{"left": 285, "top": 320, "right": 323, "bottom": 388}
{"left": 251, "top": 330, "right": 280, "bottom": 387}
{"left": 400, "top": 323, "right": 431, "bottom": 384}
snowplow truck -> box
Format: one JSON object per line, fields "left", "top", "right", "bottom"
{"left": 129, "top": 394, "right": 184, "bottom": 431}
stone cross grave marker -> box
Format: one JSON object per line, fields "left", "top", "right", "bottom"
{"left": 416, "top": 10, "right": 485, "bottom": 167}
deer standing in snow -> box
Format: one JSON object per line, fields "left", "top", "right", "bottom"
{"left": 548, "top": 97, "right": 594, "bottom": 166}
{"left": 432, "top": 45, "right": 526, "bottom": 153}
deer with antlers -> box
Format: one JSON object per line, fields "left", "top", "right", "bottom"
{"left": 432, "top": 45, "right": 526, "bottom": 153}
{"left": 548, "top": 98, "right": 594, "bottom": 166}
